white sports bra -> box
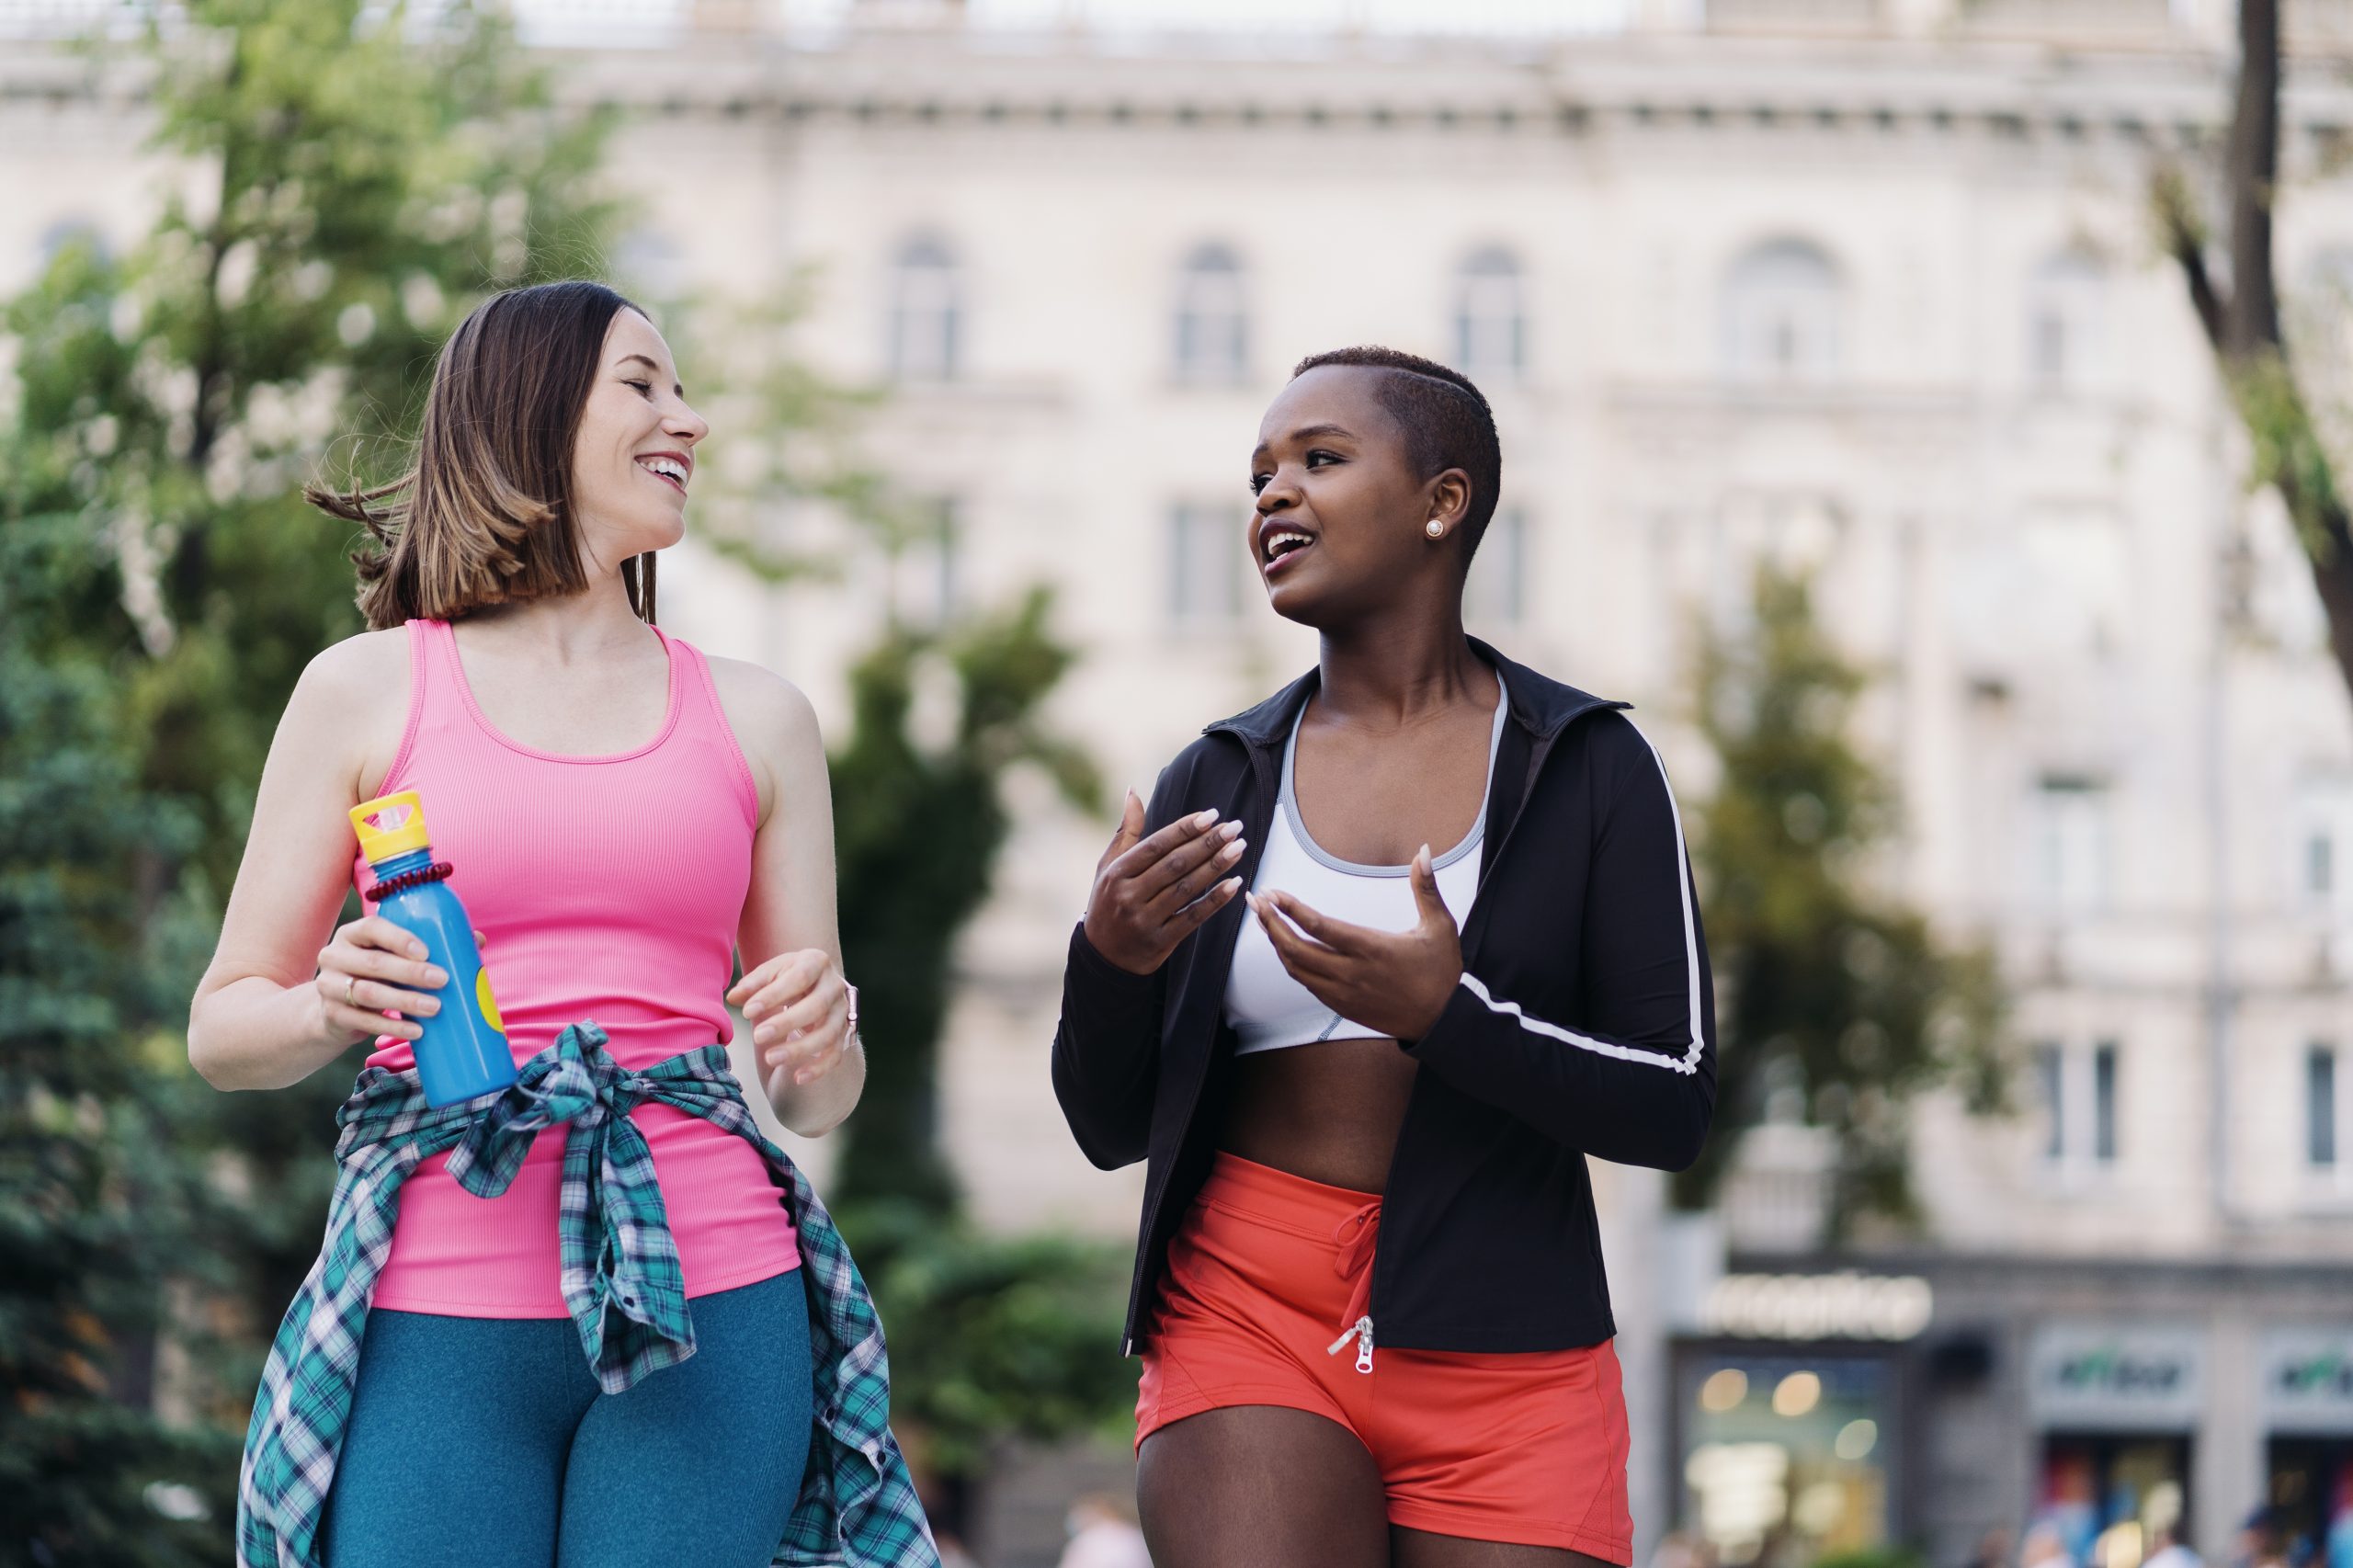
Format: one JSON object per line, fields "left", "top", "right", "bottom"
{"left": 1222, "top": 681, "right": 1509, "bottom": 1054}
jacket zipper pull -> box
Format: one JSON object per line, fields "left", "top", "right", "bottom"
{"left": 1326, "top": 1315, "right": 1374, "bottom": 1373}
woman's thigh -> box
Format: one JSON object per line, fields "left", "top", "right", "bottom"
{"left": 1137, "top": 1404, "right": 1391, "bottom": 1568}
{"left": 556, "top": 1270, "right": 813, "bottom": 1568}
{"left": 322, "top": 1309, "right": 594, "bottom": 1568}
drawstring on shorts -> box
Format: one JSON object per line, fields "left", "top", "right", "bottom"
{"left": 1324, "top": 1199, "right": 1380, "bottom": 1373}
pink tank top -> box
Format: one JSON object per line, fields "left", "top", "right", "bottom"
{"left": 356, "top": 618, "right": 800, "bottom": 1317}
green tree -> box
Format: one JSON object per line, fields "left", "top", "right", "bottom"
{"left": 0, "top": 501, "right": 235, "bottom": 1567}
{"left": 1679, "top": 565, "right": 2012, "bottom": 1237}
{"left": 2, "top": 2, "right": 618, "bottom": 1555}
{"left": 2154, "top": 0, "right": 2353, "bottom": 697}
{"left": 829, "top": 591, "right": 1102, "bottom": 1211}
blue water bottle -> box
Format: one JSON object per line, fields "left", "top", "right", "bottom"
{"left": 349, "top": 790, "right": 517, "bottom": 1107}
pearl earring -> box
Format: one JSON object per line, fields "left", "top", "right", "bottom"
{"left": 1426, "top": 519, "right": 1445, "bottom": 540}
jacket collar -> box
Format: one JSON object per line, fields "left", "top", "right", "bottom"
{"left": 1203, "top": 636, "right": 1626, "bottom": 753}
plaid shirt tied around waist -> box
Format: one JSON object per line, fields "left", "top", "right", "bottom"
{"left": 235, "top": 1022, "right": 938, "bottom": 1568}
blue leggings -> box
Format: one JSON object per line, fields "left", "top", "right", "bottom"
{"left": 320, "top": 1271, "right": 813, "bottom": 1568}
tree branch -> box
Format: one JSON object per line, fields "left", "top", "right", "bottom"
{"left": 2154, "top": 165, "right": 2227, "bottom": 352}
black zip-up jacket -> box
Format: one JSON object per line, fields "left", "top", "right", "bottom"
{"left": 1051, "top": 639, "right": 1717, "bottom": 1356}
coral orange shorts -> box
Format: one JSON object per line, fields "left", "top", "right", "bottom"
{"left": 1135, "top": 1153, "right": 1633, "bottom": 1563}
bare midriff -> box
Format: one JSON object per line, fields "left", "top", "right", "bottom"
{"left": 1222, "top": 1037, "right": 1418, "bottom": 1195}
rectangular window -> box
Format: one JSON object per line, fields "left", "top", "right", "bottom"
{"left": 1168, "top": 504, "right": 1242, "bottom": 625}
{"left": 2035, "top": 776, "right": 2112, "bottom": 914}
{"left": 1464, "top": 509, "right": 1528, "bottom": 626}
{"left": 2092, "top": 1042, "right": 2118, "bottom": 1165}
{"left": 2312, "top": 1045, "right": 2339, "bottom": 1169}
{"left": 2297, "top": 777, "right": 2353, "bottom": 914}
{"left": 2038, "top": 1042, "right": 2064, "bottom": 1161}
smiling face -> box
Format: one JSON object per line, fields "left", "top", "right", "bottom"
{"left": 567, "top": 308, "right": 709, "bottom": 574}
{"left": 1248, "top": 364, "right": 1470, "bottom": 626}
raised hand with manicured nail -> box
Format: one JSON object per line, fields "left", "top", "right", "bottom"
{"left": 1083, "top": 790, "right": 1249, "bottom": 975}
{"left": 1246, "top": 842, "right": 1463, "bottom": 1042}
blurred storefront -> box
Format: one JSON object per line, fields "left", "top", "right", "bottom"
{"left": 1661, "top": 1235, "right": 2353, "bottom": 1568}
{"left": 2264, "top": 1330, "right": 2353, "bottom": 1568}
{"left": 2026, "top": 1323, "right": 2200, "bottom": 1568}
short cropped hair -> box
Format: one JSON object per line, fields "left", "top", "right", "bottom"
{"left": 1290, "top": 346, "right": 1502, "bottom": 558}
{"left": 309, "top": 280, "right": 659, "bottom": 629}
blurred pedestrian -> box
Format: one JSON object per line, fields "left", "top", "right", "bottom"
{"left": 1058, "top": 1493, "right": 1151, "bottom": 1568}
{"left": 2242, "top": 1507, "right": 2293, "bottom": 1568}
{"left": 2025, "top": 1522, "right": 2081, "bottom": 1568}
{"left": 1054, "top": 347, "right": 1716, "bottom": 1568}
{"left": 2145, "top": 1521, "right": 2203, "bottom": 1568}
{"left": 194, "top": 281, "right": 934, "bottom": 1567}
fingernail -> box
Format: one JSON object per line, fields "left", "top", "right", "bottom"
{"left": 419, "top": 1000, "right": 440, "bottom": 1016}
{"left": 1221, "top": 820, "right": 1242, "bottom": 839}
{"left": 794, "top": 1070, "right": 813, "bottom": 1085}
{"left": 1221, "top": 841, "right": 1245, "bottom": 863}
{"left": 409, "top": 942, "right": 426, "bottom": 958}
{"left": 425, "top": 968, "right": 448, "bottom": 987}
{"left": 1193, "top": 808, "right": 1219, "bottom": 827}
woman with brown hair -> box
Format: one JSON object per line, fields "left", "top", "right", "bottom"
{"left": 191, "top": 281, "right": 935, "bottom": 1568}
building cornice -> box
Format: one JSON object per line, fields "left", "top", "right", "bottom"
{"left": 12, "top": 23, "right": 2353, "bottom": 153}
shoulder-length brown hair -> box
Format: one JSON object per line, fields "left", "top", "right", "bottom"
{"left": 310, "top": 280, "right": 660, "bottom": 630}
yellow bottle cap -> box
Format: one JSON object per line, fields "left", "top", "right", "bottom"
{"left": 350, "top": 791, "right": 432, "bottom": 864}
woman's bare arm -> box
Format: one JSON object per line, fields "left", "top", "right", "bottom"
{"left": 188, "top": 631, "right": 443, "bottom": 1090}
{"left": 710, "top": 657, "right": 866, "bottom": 1137}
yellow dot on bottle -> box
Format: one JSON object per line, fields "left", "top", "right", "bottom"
{"left": 476, "top": 970, "right": 506, "bottom": 1035}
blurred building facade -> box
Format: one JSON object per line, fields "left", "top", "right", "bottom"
{"left": 10, "top": 0, "right": 2353, "bottom": 1562}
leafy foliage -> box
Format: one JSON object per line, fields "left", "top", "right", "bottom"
{"left": 836, "top": 1201, "right": 1133, "bottom": 1482}
{"left": 1677, "top": 565, "right": 2012, "bottom": 1237}
{"left": 0, "top": 498, "right": 244, "bottom": 1564}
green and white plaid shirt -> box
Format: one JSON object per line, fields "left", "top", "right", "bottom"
{"left": 236, "top": 1022, "right": 938, "bottom": 1568}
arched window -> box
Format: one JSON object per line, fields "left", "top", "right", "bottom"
{"left": 1174, "top": 244, "right": 1248, "bottom": 384}
{"left": 1453, "top": 247, "right": 1526, "bottom": 381}
{"left": 2027, "top": 249, "right": 2105, "bottom": 392}
{"left": 889, "top": 233, "right": 961, "bottom": 382}
{"left": 1721, "top": 238, "right": 1843, "bottom": 381}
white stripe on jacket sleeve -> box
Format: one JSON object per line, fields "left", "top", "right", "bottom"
{"left": 1456, "top": 724, "right": 1704, "bottom": 1076}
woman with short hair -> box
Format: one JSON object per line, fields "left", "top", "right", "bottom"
{"left": 1055, "top": 345, "right": 1717, "bottom": 1568}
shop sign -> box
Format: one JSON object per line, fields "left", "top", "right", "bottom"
{"left": 2027, "top": 1323, "right": 2202, "bottom": 1430}
{"left": 1701, "top": 1271, "right": 1935, "bottom": 1342}
{"left": 2261, "top": 1328, "right": 2353, "bottom": 1434}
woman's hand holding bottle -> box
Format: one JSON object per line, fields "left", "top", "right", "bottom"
{"left": 311, "top": 919, "right": 489, "bottom": 1047}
